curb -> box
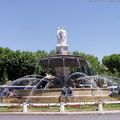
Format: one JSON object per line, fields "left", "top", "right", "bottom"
{"left": 0, "top": 111, "right": 120, "bottom": 115}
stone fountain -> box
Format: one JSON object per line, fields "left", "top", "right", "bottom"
{"left": 0, "top": 27, "right": 111, "bottom": 104}
{"left": 39, "top": 27, "right": 91, "bottom": 85}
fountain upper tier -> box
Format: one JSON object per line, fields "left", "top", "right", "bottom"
{"left": 39, "top": 55, "right": 91, "bottom": 76}
{"left": 39, "top": 28, "right": 92, "bottom": 78}
{"left": 40, "top": 55, "right": 87, "bottom": 67}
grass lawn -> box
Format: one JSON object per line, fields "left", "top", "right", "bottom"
{"left": 0, "top": 104, "right": 120, "bottom": 112}
{"left": 0, "top": 106, "right": 22, "bottom": 112}
{"left": 104, "top": 104, "right": 120, "bottom": 111}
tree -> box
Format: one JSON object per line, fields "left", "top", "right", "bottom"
{"left": 49, "top": 50, "right": 56, "bottom": 56}
{"left": 86, "top": 54, "right": 102, "bottom": 75}
{"left": 1, "top": 67, "right": 8, "bottom": 84}
{"left": 0, "top": 47, "right": 13, "bottom": 83}
{"left": 102, "top": 54, "right": 120, "bottom": 77}
{"left": 72, "top": 51, "right": 102, "bottom": 75}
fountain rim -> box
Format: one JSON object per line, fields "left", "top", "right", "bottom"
{"left": 38, "top": 54, "right": 90, "bottom": 73}
{"left": 39, "top": 54, "right": 87, "bottom": 60}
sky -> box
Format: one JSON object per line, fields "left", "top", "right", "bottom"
{"left": 0, "top": 0, "right": 120, "bottom": 61}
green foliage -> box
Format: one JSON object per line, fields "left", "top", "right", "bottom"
{"left": 86, "top": 54, "right": 102, "bottom": 75}
{"left": 49, "top": 49, "right": 56, "bottom": 56}
{"left": 35, "top": 50, "right": 48, "bottom": 59}
{"left": 0, "top": 46, "right": 119, "bottom": 84}
{"left": 0, "top": 47, "right": 13, "bottom": 83}
{"left": 73, "top": 51, "right": 85, "bottom": 57}
{"left": 34, "top": 50, "right": 48, "bottom": 75}
{"left": 1, "top": 67, "right": 8, "bottom": 84}
{"left": 102, "top": 54, "right": 120, "bottom": 77}
{"left": 73, "top": 51, "right": 102, "bottom": 75}
{"left": 0, "top": 48, "right": 50, "bottom": 83}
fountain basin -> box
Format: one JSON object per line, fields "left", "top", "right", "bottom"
{"left": 1, "top": 88, "right": 111, "bottom": 103}
{"left": 14, "top": 88, "right": 109, "bottom": 97}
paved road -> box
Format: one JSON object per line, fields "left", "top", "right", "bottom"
{"left": 0, "top": 113, "right": 120, "bottom": 120}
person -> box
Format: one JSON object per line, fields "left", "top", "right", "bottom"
{"left": 67, "top": 86, "right": 73, "bottom": 96}
{"left": 61, "top": 86, "right": 66, "bottom": 97}
{"left": 59, "top": 86, "right": 73, "bottom": 103}
{"left": 61, "top": 86, "right": 73, "bottom": 97}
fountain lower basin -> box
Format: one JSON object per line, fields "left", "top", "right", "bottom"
{"left": 1, "top": 88, "right": 111, "bottom": 103}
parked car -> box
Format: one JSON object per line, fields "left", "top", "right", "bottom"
{"left": 108, "top": 86, "right": 120, "bottom": 96}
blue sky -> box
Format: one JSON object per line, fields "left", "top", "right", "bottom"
{"left": 0, "top": 0, "right": 120, "bottom": 60}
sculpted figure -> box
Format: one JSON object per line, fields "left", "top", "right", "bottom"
{"left": 57, "top": 27, "right": 67, "bottom": 46}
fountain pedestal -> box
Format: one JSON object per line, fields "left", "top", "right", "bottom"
{"left": 55, "top": 67, "right": 70, "bottom": 81}
{"left": 56, "top": 45, "right": 68, "bottom": 55}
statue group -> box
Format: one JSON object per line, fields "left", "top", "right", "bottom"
{"left": 57, "top": 27, "right": 67, "bottom": 46}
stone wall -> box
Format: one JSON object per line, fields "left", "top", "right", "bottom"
{"left": 15, "top": 88, "right": 109, "bottom": 97}
{"left": 1, "top": 88, "right": 110, "bottom": 103}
